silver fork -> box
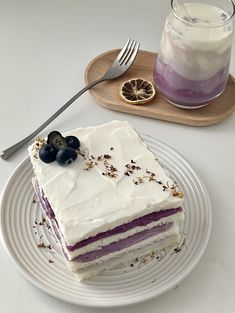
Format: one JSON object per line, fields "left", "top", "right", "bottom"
{"left": 1, "top": 39, "right": 140, "bottom": 160}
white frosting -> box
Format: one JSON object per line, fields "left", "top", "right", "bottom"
{"left": 159, "top": 3, "right": 233, "bottom": 80}
{"left": 29, "top": 121, "right": 183, "bottom": 245}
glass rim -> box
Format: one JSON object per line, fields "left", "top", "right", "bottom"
{"left": 170, "top": 0, "right": 235, "bottom": 28}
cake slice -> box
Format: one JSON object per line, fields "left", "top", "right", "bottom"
{"left": 29, "top": 120, "right": 184, "bottom": 280}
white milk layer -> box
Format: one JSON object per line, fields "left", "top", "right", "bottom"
{"left": 159, "top": 3, "right": 233, "bottom": 80}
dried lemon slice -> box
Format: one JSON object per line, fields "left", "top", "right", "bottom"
{"left": 120, "top": 78, "right": 156, "bottom": 104}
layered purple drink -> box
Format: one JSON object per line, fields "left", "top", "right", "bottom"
{"left": 154, "top": 1, "right": 234, "bottom": 109}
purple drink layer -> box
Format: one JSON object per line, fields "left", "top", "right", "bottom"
{"left": 154, "top": 57, "right": 230, "bottom": 107}
{"left": 73, "top": 222, "right": 173, "bottom": 263}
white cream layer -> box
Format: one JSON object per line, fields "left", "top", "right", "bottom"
{"left": 29, "top": 120, "right": 184, "bottom": 245}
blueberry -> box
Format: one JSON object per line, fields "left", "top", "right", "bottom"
{"left": 56, "top": 147, "right": 77, "bottom": 167}
{"left": 65, "top": 136, "right": 80, "bottom": 150}
{"left": 47, "top": 131, "right": 67, "bottom": 151}
{"left": 39, "top": 144, "right": 57, "bottom": 163}
{"left": 47, "top": 131, "right": 61, "bottom": 144}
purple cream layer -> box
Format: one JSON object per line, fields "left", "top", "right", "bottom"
{"left": 154, "top": 57, "right": 230, "bottom": 107}
{"left": 74, "top": 222, "right": 173, "bottom": 263}
{"left": 34, "top": 181, "right": 182, "bottom": 252}
{"left": 34, "top": 180, "right": 55, "bottom": 219}
{"left": 67, "top": 207, "right": 182, "bottom": 251}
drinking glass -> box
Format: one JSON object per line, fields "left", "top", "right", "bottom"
{"left": 153, "top": 0, "right": 235, "bottom": 109}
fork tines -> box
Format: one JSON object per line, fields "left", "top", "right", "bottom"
{"left": 118, "top": 39, "right": 140, "bottom": 66}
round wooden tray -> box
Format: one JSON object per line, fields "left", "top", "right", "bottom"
{"left": 84, "top": 49, "right": 235, "bottom": 126}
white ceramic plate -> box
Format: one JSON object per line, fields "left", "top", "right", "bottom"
{"left": 0, "top": 135, "right": 212, "bottom": 308}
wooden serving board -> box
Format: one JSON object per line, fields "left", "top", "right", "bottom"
{"left": 84, "top": 49, "right": 235, "bottom": 126}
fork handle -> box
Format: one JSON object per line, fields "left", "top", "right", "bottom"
{"left": 0, "top": 78, "right": 105, "bottom": 160}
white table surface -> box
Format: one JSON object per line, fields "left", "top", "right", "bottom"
{"left": 0, "top": 0, "right": 235, "bottom": 312}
